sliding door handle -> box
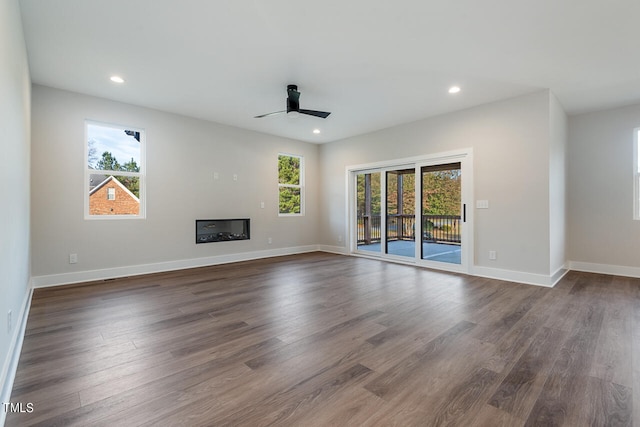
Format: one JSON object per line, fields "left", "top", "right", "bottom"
{"left": 463, "top": 204, "right": 466, "bottom": 222}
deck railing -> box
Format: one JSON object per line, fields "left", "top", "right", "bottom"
{"left": 357, "top": 214, "right": 461, "bottom": 244}
{"left": 358, "top": 214, "right": 382, "bottom": 244}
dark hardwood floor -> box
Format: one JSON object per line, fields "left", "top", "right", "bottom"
{"left": 6, "top": 252, "right": 638, "bottom": 426}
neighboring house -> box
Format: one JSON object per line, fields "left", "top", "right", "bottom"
{"left": 89, "top": 175, "right": 139, "bottom": 215}
{"left": 88, "top": 173, "right": 107, "bottom": 191}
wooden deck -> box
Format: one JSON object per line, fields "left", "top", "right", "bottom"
{"left": 6, "top": 252, "right": 638, "bottom": 426}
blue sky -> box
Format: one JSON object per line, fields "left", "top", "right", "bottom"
{"left": 88, "top": 123, "right": 141, "bottom": 168}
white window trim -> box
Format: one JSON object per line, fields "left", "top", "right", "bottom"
{"left": 84, "top": 120, "right": 146, "bottom": 220}
{"left": 278, "top": 153, "right": 304, "bottom": 216}
{"left": 634, "top": 128, "right": 640, "bottom": 220}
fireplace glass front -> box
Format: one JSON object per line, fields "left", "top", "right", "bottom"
{"left": 196, "top": 219, "right": 250, "bottom": 243}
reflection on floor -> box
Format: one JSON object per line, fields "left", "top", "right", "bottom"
{"left": 357, "top": 240, "right": 461, "bottom": 264}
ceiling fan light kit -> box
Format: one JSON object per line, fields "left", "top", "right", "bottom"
{"left": 255, "top": 84, "right": 331, "bottom": 119}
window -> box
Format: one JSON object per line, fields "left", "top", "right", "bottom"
{"left": 278, "top": 153, "right": 304, "bottom": 215}
{"left": 86, "top": 121, "right": 145, "bottom": 218}
{"left": 635, "top": 129, "right": 640, "bottom": 220}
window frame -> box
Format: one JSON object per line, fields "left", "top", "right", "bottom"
{"left": 278, "top": 153, "right": 304, "bottom": 216}
{"left": 634, "top": 128, "right": 640, "bottom": 220}
{"left": 84, "top": 120, "right": 146, "bottom": 220}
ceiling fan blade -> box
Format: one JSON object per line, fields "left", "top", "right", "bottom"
{"left": 299, "top": 109, "right": 331, "bottom": 119}
{"left": 254, "top": 111, "right": 286, "bottom": 118}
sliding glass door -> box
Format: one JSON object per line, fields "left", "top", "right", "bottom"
{"left": 420, "top": 163, "right": 461, "bottom": 265}
{"left": 351, "top": 151, "right": 470, "bottom": 273}
{"left": 356, "top": 171, "right": 381, "bottom": 253}
{"left": 385, "top": 169, "right": 415, "bottom": 258}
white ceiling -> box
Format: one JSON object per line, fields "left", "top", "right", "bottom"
{"left": 17, "top": 0, "right": 640, "bottom": 143}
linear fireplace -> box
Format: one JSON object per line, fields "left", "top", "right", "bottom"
{"left": 196, "top": 218, "right": 250, "bottom": 244}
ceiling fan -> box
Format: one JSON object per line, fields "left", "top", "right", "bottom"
{"left": 255, "top": 85, "right": 331, "bottom": 119}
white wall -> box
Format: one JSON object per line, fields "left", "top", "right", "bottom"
{"left": 0, "top": 0, "right": 32, "bottom": 415}
{"left": 568, "top": 104, "right": 640, "bottom": 271}
{"left": 549, "top": 93, "right": 568, "bottom": 276}
{"left": 319, "top": 91, "right": 557, "bottom": 279}
{"left": 31, "top": 85, "right": 320, "bottom": 284}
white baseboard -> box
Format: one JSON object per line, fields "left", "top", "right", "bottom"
{"left": 31, "top": 246, "right": 595, "bottom": 292}
{"left": 471, "top": 265, "right": 564, "bottom": 287}
{"left": 0, "top": 286, "right": 33, "bottom": 427}
{"left": 31, "top": 245, "right": 319, "bottom": 288}
{"left": 337, "top": 248, "right": 569, "bottom": 288}
{"left": 346, "top": 250, "right": 567, "bottom": 288}
{"left": 316, "top": 245, "right": 348, "bottom": 255}
{"left": 550, "top": 265, "right": 570, "bottom": 285}
{"left": 569, "top": 261, "right": 640, "bottom": 278}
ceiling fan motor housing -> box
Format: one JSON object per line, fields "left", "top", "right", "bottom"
{"left": 287, "top": 85, "right": 300, "bottom": 113}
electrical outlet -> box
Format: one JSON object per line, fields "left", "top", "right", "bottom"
{"left": 7, "top": 310, "right": 12, "bottom": 334}
{"left": 268, "top": 237, "right": 272, "bottom": 245}
{"left": 260, "top": 201, "right": 265, "bottom": 209}
{"left": 338, "top": 235, "right": 343, "bottom": 243}
{"left": 213, "top": 172, "right": 219, "bottom": 180}
{"left": 489, "top": 250, "right": 497, "bottom": 260}
{"left": 233, "top": 174, "right": 238, "bottom": 181}
{"left": 69, "top": 253, "right": 78, "bottom": 264}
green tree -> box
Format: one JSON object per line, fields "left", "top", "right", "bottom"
{"left": 279, "top": 188, "right": 301, "bottom": 214}
{"left": 422, "top": 170, "right": 461, "bottom": 215}
{"left": 356, "top": 173, "right": 381, "bottom": 216}
{"left": 118, "top": 157, "right": 140, "bottom": 198}
{"left": 96, "top": 151, "right": 121, "bottom": 171}
{"left": 278, "top": 155, "right": 301, "bottom": 213}
{"left": 357, "top": 168, "right": 461, "bottom": 217}
{"left": 119, "top": 176, "right": 140, "bottom": 198}
{"left": 278, "top": 155, "right": 300, "bottom": 185}
{"left": 122, "top": 158, "right": 140, "bottom": 172}
{"left": 386, "top": 171, "right": 415, "bottom": 214}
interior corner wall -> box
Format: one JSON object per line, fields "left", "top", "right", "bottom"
{"left": 568, "top": 103, "right": 640, "bottom": 270}
{"left": 0, "top": 0, "right": 32, "bottom": 410}
{"left": 30, "top": 85, "right": 320, "bottom": 283}
{"left": 319, "top": 91, "right": 553, "bottom": 277}
{"left": 549, "top": 93, "right": 568, "bottom": 274}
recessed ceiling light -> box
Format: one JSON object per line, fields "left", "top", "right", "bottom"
{"left": 448, "top": 86, "right": 461, "bottom": 94}
{"left": 313, "top": 129, "right": 321, "bottom": 134}
{"left": 110, "top": 76, "right": 125, "bottom": 83}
